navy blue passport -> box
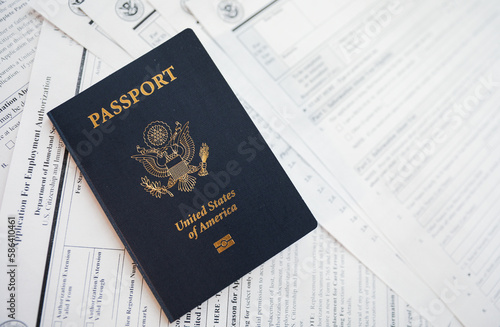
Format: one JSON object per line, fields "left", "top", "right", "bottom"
{"left": 47, "top": 29, "right": 317, "bottom": 322}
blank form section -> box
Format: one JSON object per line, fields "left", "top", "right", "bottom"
{"left": 492, "top": 282, "right": 500, "bottom": 309}
{"left": 391, "top": 62, "right": 500, "bottom": 218}
{"left": 471, "top": 225, "right": 500, "bottom": 276}
{"left": 238, "top": 28, "right": 289, "bottom": 80}
{"left": 50, "top": 246, "right": 124, "bottom": 326}
{"left": 252, "top": 2, "right": 314, "bottom": 61}
{"left": 477, "top": 250, "right": 500, "bottom": 294}
{"left": 138, "top": 17, "right": 170, "bottom": 48}
{"left": 445, "top": 188, "right": 500, "bottom": 264}
{"left": 279, "top": 47, "right": 341, "bottom": 105}
{"left": 414, "top": 111, "right": 500, "bottom": 228}
{"left": 293, "top": 0, "right": 346, "bottom": 25}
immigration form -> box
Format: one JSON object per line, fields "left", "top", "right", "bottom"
{"left": 74, "top": 1, "right": 459, "bottom": 325}
{"left": 2, "top": 21, "right": 436, "bottom": 327}
{"left": 0, "top": 0, "right": 42, "bottom": 200}
{"left": 187, "top": 0, "right": 500, "bottom": 325}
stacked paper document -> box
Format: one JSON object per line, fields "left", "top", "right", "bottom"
{"left": 1, "top": 0, "right": 499, "bottom": 326}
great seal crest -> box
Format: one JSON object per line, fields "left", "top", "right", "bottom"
{"left": 132, "top": 121, "right": 209, "bottom": 198}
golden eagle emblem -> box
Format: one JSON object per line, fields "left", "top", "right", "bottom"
{"left": 132, "top": 121, "right": 209, "bottom": 198}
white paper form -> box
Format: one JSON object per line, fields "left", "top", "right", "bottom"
{"left": 30, "top": 23, "right": 436, "bottom": 327}
{"left": 0, "top": 20, "right": 113, "bottom": 326}
{"left": 89, "top": 1, "right": 460, "bottom": 325}
{"left": 79, "top": 0, "right": 177, "bottom": 58}
{"left": 187, "top": 0, "right": 500, "bottom": 325}
{"left": 0, "top": 10, "right": 446, "bottom": 326}
{"left": 42, "top": 179, "right": 435, "bottom": 327}
{"left": 0, "top": 0, "right": 42, "bottom": 200}
{"left": 41, "top": 168, "right": 433, "bottom": 327}
{"left": 30, "top": 0, "right": 132, "bottom": 69}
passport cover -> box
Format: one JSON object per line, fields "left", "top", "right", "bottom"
{"left": 47, "top": 29, "right": 317, "bottom": 322}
